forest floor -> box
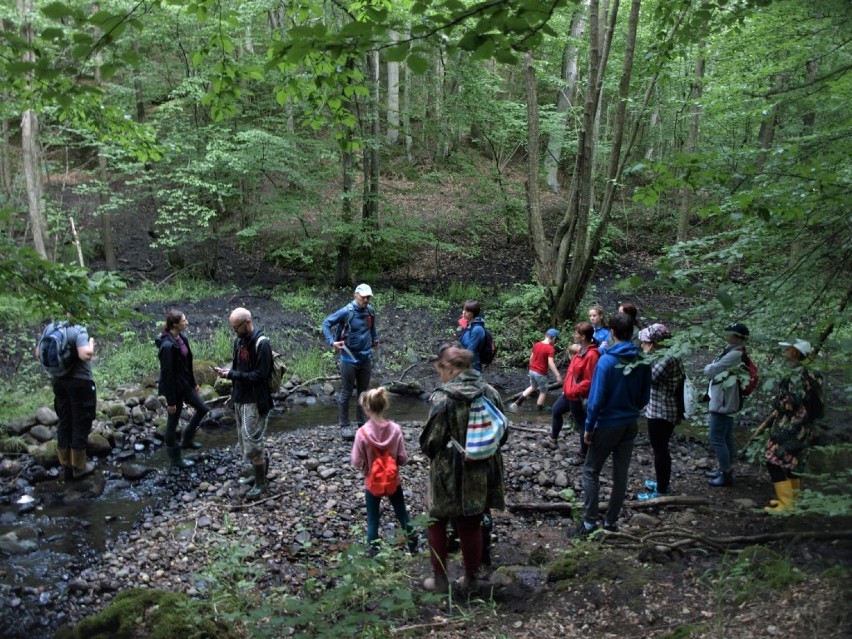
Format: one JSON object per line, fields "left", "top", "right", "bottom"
{"left": 5, "top": 169, "right": 850, "bottom": 638}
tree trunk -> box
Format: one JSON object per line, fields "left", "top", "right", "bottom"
{"left": 756, "top": 73, "right": 788, "bottom": 171}
{"left": 544, "top": 2, "right": 587, "bottom": 193}
{"left": 362, "top": 50, "right": 380, "bottom": 226}
{"left": 387, "top": 31, "right": 400, "bottom": 145}
{"left": 19, "top": 0, "right": 49, "bottom": 259}
{"left": 335, "top": 135, "right": 354, "bottom": 287}
{"left": 93, "top": 4, "right": 116, "bottom": 270}
{"left": 676, "top": 43, "right": 705, "bottom": 244}
{"left": 644, "top": 106, "right": 658, "bottom": 160}
{"left": 132, "top": 42, "right": 145, "bottom": 122}
{"left": 403, "top": 34, "right": 413, "bottom": 162}
{"left": 524, "top": 52, "right": 551, "bottom": 286}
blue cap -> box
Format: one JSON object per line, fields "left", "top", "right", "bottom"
{"left": 546, "top": 328, "right": 560, "bottom": 339}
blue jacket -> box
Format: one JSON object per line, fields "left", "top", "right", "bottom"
{"left": 459, "top": 317, "right": 486, "bottom": 371}
{"left": 585, "top": 341, "right": 651, "bottom": 432}
{"left": 593, "top": 326, "right": 611, "bottom": 354}
{"left": 322, "top": 301, "right": 378, "bottom": 364}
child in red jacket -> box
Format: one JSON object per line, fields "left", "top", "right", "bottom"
{"left": 548, "top": 323, "right": 600, "bottom": 463}
{"left": 351, "top": 387, "right": 417, "bottom": 556}
{"left": 509, "top": 328, "right": 562, "bottom": 413}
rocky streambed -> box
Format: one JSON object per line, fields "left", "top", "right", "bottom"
{"left": 2, "top": 376, "right": 851, "bottom": 639}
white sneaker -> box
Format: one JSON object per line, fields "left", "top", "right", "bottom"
{"left": 508, "top": 402, "right": 520, "bottom": 413}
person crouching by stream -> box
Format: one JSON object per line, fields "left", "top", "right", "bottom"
{"left": 214, "top": 308, "right": 273, "bottom": 500}
{"left": 351, "top": 387, "right": 417, "bottom": 557}
{"left": 420, "top": 343, "right": 507, "bottom": 595}
{"left": 763, "top": 339, "right": 823, "bottom": 513}
{"left": 156, "top": 309, "right": 209, "bottom": 469}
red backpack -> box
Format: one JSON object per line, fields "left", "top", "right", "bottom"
{"left": 738, "top": 347, "right": 760, "bottom": 396}
{"left": 365, "top": 444, "right": 400, "bottom": 497}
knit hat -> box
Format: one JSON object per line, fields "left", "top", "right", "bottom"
{"left": 724, "top": 322, "right": 749, "bottom": 339}
{"left": 638, "top": 323, "right": 671, "bottom": 344}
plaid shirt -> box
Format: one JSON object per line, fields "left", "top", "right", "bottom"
{"left": 644, "top": 354, "right": 684, "bottom": 423}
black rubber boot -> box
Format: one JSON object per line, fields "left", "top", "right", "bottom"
{"left": 245, "top": 463, "right": 268, "bottom": 500}
{"left": 167, "top": 445, "right": 195, "bottom": 469}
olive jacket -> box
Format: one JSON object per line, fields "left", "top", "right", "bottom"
{"left": 420, "top": 370, "right": 507, "bottom": 519}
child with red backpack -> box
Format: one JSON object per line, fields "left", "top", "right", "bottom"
{"left": 351, "top": 387, "right": 418, "bottom": 556}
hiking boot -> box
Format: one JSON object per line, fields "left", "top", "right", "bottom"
{"left": 407, "top": 532, "right": 419, "bottom": 555}
{"left": 637, "top": 490, "right": 665, "bottom": 501}
{"left": 569, "top": 455, "right": 586, "bottom": 466}
{"left": 181, "top": 439, "right": 202, "bottom": 450}
{"left": 602, "top": 522, "right": 619, "bottom": 533}
{"left": 340, "top": 427, "right": 356, "bottom": 442}
{"left": 543, "top": 436, "right": 557, "bottom": 450}
{"left": 507, "top": 402, "right": 520, "bottom": 414}
{"left": 71, "top": 461, "right": 96, "bottom": 480}
{"left": 644, "top": 479, "right": 658, "bottom": 491}
{"left": 708, "top": 470, "right": 733, "bottom": 487}
{"left": 536, "top": 404, "right": 546, "bottom": 412}
{"left": 69, "top": 449, "right": 96, "bottom": 479}
{"left": 704, "top": 469, "right": 722, "bottom": 479}
{"left": 455, "top": 574, "right": 479, "bottom": 593}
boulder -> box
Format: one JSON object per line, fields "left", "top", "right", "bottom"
{"left": 29, "top": 424, "right": 55, "bottom": 443}
{"left": 143, "top": 395, "right": 162, "bottom": 412}
{"left": 5, "top": 416, "right": 37, "bottom": 436}
{"left": 103, "top": 402, "right": 131, "bottom": 419}
{"left": 0, "top": 528, "right": 39, "bottom": 555}
{"left": 87, "top": 433, "right": 113, "bottom": 457}
{"left": 121, "top": 463, "right": 151, "bottom": 480}
{"left": 0, "top": 459, "right": 22, "bottom": 477}
{"left": 35, "top": 406, "right": 59, "bottom": 426}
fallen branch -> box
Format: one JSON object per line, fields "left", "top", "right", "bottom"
{"left": 507, "top": 381, "right": 561, "bottom": 402}
{"left": 397, "top": 362, "right": 420, "bottom": 382}
{"left": 228, "top": 492, "right": 280, "bottom": 510}
{"left": 391, "top": 619, "right": 465, "bottom": 634}
{"left": 510, "top": 425, "right": 550, "bottom": 434}
{"left": 628, "top": 495, "right": 710, "bottom": 509}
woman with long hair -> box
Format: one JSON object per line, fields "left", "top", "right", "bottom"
{"left": 155, "top": 309, "right": 209, "bottom": 468}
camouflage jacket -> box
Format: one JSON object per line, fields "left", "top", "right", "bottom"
{"left": 420, "top": 370, "right": 507, "bottom": 519}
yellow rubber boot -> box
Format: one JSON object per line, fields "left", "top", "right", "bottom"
{"left": 789, "top": 477, "right": 801, "bottom": 500}
{"left": 764, "top": 480, "right": 794, "bottom": 513}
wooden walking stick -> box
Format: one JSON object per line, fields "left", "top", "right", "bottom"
{"left": 739, "top": 410, "right": 778, "bottom": 456}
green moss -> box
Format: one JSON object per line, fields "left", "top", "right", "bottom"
{"left": 0, "top": 436, "right": 28, "bottom": 454}
{"left": 55, "top": 588, "right": 239, "bottom": 639}
{"left": 528, "top": 545, "right": 550, "bottom": 567}
{"left": 546, "top": 554, "right": 578, "bottom": 581}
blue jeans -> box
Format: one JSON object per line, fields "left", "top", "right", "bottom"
{"left": 365, "top": 486, "right": 411, "bottom": 546}
{"left": 582, "top": 422, "right": 638, "bottom": 526}
{"left": 338, "top": 359, "right": 372, "bottom": 428}
{"left": 708, "top": 412, "right": 735, "bottom": 472}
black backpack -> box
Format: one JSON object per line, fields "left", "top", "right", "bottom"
{"left": 38, "top": 321, "right": 77, "bottom": 377}
{"left": 479, "top": 328, "right": 497, "bottom": 366}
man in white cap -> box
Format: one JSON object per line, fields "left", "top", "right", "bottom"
{"left": 322, "top": 284, "right": 379, "bottom": 440}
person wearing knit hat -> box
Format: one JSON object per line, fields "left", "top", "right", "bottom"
{"left": 636, "top": 323, "right": 686, "bottom": 500}
{"left": 509, "top": 328, "right": 562, "bottom": 414}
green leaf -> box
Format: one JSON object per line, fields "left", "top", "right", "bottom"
{"left": 407, "top": 55, "right": 429, "bottom": 74}
{"left": 41, "top": 2, "right": 74, "bottom": 20}
{"left": 716, "top": 288, "right": 735, "bottom": 310}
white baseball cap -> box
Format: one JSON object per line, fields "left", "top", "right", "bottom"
{"left": 354, "top": 283, "right": 373, "bottom": 297}
{"left": 778, "top": 339, "right": 812, "bottom": 357}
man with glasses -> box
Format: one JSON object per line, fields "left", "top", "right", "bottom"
{"left": 214, "top": 307, "right": 273, "bottom": 499}
{"left": 322, "top": 284, "right": 379, "bottom": 441}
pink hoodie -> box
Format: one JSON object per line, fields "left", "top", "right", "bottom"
{"left": 351, "top": 418, "right": 408, "bottom": 482}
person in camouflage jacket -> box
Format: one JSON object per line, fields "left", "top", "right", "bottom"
{"left": 420, "top": 344, "right": 507, "bottom": 594}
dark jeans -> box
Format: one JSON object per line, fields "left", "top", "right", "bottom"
{"left": 165, "top": 387, "right": 209, "bottom": 447}
{"left": 365, "top": 486, "right": 411, "bottom": 546}
{"left": 427, "top": 514, "right": 483, "bottom": 579}
{"left": 582, "top": 422, "right": 638, "bottom": 527}
{"left": 551, "top": 396, "right": 587, "bottom": 455}
{"left": 53, "top": 377, "right": 96, "bottom": 451}
{"left": 338, "top": 359, "right": 372, "bottom": 428}
{"left": 708, "top": 412, "right": 735, "bottom": 472}
{"left": 647, "top": 418, "right": 675, "bottom": 493}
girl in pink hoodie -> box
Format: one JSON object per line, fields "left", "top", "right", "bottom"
{"left": 351, "top": 387, "right": 417, "bottom": 555}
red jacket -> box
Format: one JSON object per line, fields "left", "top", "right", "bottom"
{"left": 562, "top": 344, "right": 600, "bottom": 400}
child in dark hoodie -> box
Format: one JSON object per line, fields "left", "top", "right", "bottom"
{"left": 351, "top": 387, "right": 417, "bottom": 555}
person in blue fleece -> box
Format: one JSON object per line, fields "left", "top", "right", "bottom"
{"left": 574, "top": 312, "right": 651, "bottom": 536}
